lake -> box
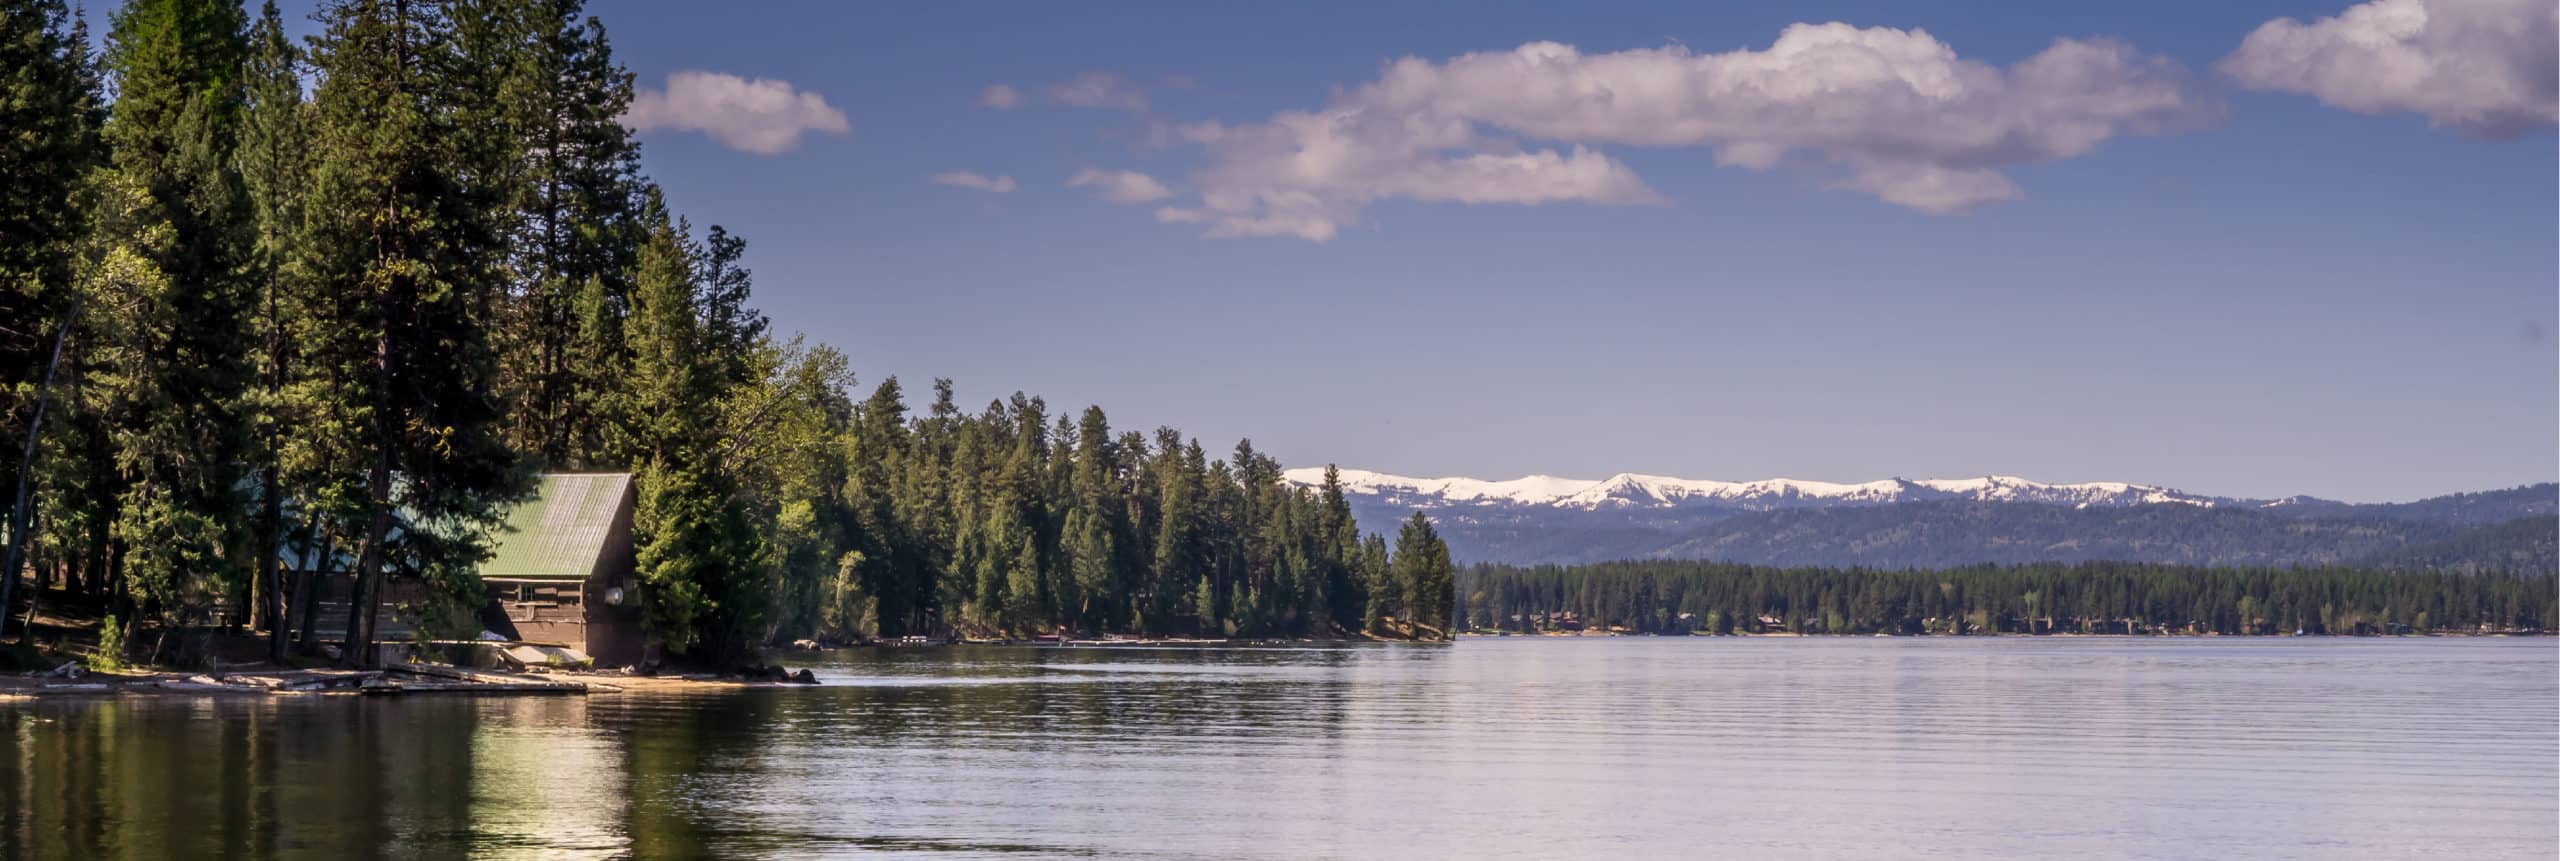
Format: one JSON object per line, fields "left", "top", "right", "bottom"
{"left": 3, "top": 637, "right": 2553, "bottom": 859}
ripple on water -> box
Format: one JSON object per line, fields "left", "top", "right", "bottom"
{"left": 0, "top": 638, "right": 2549, "bottom": 860}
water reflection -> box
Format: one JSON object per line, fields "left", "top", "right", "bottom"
{"left": 1, "top": 640, "right": 2552, "bottom": 859}
{"left": 0, "top": 646, "right": 1396, "bottom": 860}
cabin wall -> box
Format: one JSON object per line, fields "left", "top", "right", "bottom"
{"left": 490, "top": 580, "right": 581, "bottom": 645}
{"left": 579, "top": 585, "right": 644, "bottom": 668}
{"left": 580, "top": 481, "right": 644, "bottom": 668}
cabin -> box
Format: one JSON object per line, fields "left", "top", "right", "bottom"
{"left": 477, "top": 473, "right": 645, "bottom": 668}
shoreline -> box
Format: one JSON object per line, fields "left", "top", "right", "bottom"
{"left": 14, "top": 630, "right": 2535, "bottom": 699}
{"left": 1458, "top": 630, "right": 2551, "bottom": 638}
{"left": 3, "top": 636, "right": 1453, "bottom": 698}
{"left": 0, "top": 664, "right": 804, "bottom": 700}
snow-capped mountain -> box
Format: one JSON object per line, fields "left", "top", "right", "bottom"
{"left": 1284, "top": 467, "right": 2227, "bottom": 512}
{"left": 1284, "top": 467, "right": 2554, "bottom": 568}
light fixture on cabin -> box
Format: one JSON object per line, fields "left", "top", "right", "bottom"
{"left": 604, "top": 585, "right": 626, "bottom": 606}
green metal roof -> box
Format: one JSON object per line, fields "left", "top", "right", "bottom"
{"left": 480, "top": 473, "right": 632, "bottom": 581}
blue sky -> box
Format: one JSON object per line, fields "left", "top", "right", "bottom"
{"left": 236, "top": 0, "right": 2553, "bottom": 502}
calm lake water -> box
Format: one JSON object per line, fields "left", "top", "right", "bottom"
{"left": 2, "top": 637, "right": 2553, "bottom": 859}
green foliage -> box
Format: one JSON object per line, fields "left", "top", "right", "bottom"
{"left": 2353, "top": 516, "right": 2558, "bottom": 576}
{"left": 296, "top": 0, "right": 528, "bottom": 664}
{"left": 0, "top": 1, "right": 103, "bottom": 433}
{"left": 465, "top": 0, "right": 648, "bottom": 469}
{"left": 620, "top": 203, "right": 767, "bottom": 662}
{"left": 1461, "top": 560, "right": 2558, "bottom": 636}
{"left": 1387, "top": 511, "right": 1455, "bottom": 636}
{"left": 87, "top": 0, "right": 260, "bottom": 624}
{"left": 88, "top": 613, "right": 126, "bottom": 672}
{"left": 815, "top": 383, "right": 1400, "bottom": 641}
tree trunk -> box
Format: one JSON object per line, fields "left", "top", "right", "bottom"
{"left": 106, "top": 542, "right": 128, "bottom": 621}
{"left": 81, "top": 507, "right": 107, "bottom": 600}
{"left": 292, "top": 530, "right": 331, "bottom": 654}
{"left": 260, "top": 467, "right": 288, "bottom": 664}
{"left": 0, "top": 300, "right": 84, "bottom": 640}
{"left": 342, "top": 494, "right": 390, "bottom": 669}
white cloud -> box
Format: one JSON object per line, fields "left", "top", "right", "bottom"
{"left": 625, "top": 71, "right": 850, "bottom": 154}
{"left": 980, "top": 84, "right": 1022, "bottom": 109}
{"left": 1051, "top": 71, "right": 1149, "bottom": 111}
{"left": 1161, "top": 24, "right": 2212, "bottom": 240}
{"left": 932, "top": 171, "right": 1018, "bottom": 193}
{"left": 1068, "top": 168, "right": 1173, "bottom": 203}
{"left": 2220, "top": 0, "right": 2557, "bottom": 137}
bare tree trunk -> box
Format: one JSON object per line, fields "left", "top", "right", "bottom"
{"left": 342, "top": 466, "right": 392, "bottom": 669}
{"left": 292, "top": 530, "right": 331, "bottom": 654}
{"left": 1, "top": 299, "right": 84, "bottom": 640}
{"left": 259, "top": 468, "right": 288, "bottom": 663}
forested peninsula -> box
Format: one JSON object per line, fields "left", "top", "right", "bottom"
{"left": 0, "top": 0, "right": 1455, "bottom": 675}
{"left": 1462, "top": 561, "right": 2555, "bottom": 636}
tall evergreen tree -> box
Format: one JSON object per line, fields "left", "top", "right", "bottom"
{"left": 622, "top": 195, "right": 755, "bottom": 661}
{"left": 0, "top": 0, "right": 104, "bottom": 637}
{"left": 1064, "top": 406, "right": 1122, "bottom": 629}
{"left": 1389, "top": 511, "right": 1452, "bottom": 636}
{"left": 844, "top": 377, "right": 911, "bottom": 637}
{"left": 470, "top": 0, "right": 645, "bottom": 468}
{"left": 694, "top": 225, "right": 764, "bottom": 386}
{"left": 302, "top": 0, "right": 525, "bottom": 667}
{"left": 1318, "top": 465, "right": 1367, "bottom": 633}
{"left": 87, "top": 0, "right": 257, "bottom": 636}
{"left": 722, "top": 335, "right": 853, "bottom": 646}
{"left": 236, "top": 0, "right": 307, "bottom": 660}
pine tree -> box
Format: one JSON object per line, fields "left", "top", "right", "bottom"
{"left": 87, "top": 0, "right": 257, "bottom": 639}
{"left": 302, "top": 0, "right": 526, "bottom": 667}
{"left": 1390, "top": 513, "right": 1453, "bottom": 635}
{"left": 901, "top": 379, "right": 960, "bottom": 632}
{"left": 695, "top": 226, "right": 765, "bottom": 386}
{"left": 844, "top": 377, "right": 909, "bottom": 638}
{"left": 237, "top": 0, "right": 306, "bottom": 661}
{"left": 474, "top": 0, "right": 646, "bottom": 468}
{"left": 1359, "top": 533, "right": 1390, "bottom": 634}
{"left": 1064, "top": 406, "right": 1122, "bottom": 630}
{"left": 997, "top": 397, "right": 1051, "bottom": 631}
{"left": 623, "top": 196, "right": 754, "bottom": 661}
{"left": 1318, "top": 465, "right": 1366, "bottom": 633}
{"left": 722, "top": 336, "right": 853, "bottom": 645}
{"left": 0, "top": 0, "right": 104, "bottom": 638}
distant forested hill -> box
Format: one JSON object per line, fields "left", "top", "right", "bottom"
{"left": 1327, "top": 478, "right": 2555, "bottom": 572}
{"left": 2353, "top": 517, "right": 2558, "bottom": 575}
{"left": 2254, "top": 485, "right": 2558, "bottom": 527}
{"left": 1459, "top": 560, "right": 2557, "bottom": 636}
{"left": 1642, "top": 504, "right": 2552, "bottom": 570}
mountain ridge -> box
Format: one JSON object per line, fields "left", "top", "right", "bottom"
{"left": 1287, "top": 467, "right": 2276, "bottom": 511}
{"left": 1284, "top": 467, "right": 2556, "bottom": 570}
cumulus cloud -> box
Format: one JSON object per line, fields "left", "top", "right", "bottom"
{"left": 932, "top": 171, "right": 1018, "bottom": 193}
{"left": 625, "top": 71, "right": 850, "bottom": 154}
{"left": 2220, "top": 0, "right": 2557, "bottom": 137}
{"left": 1158, "top": 23, "right": 2212, "bottom": 240}
{"left": 980, "top": 84, "right": 1023, "bottom": 109}
{"left": 1051, "top": 71, "right": 1150, "bottom": 111}
{"left": 1068, "top": 168, "right": 1173, "bottom": 203}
